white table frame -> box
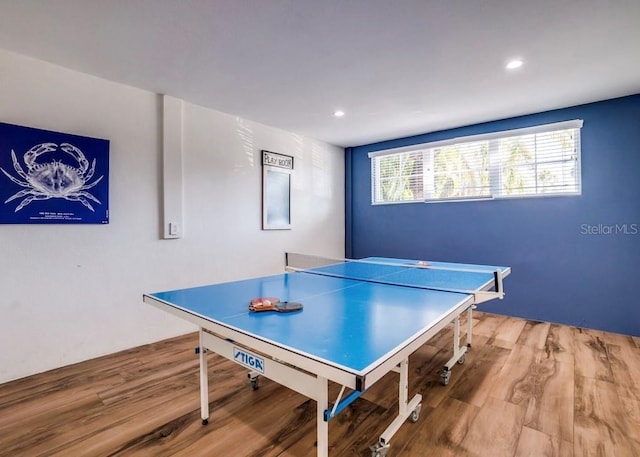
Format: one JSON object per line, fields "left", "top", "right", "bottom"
{"left": 144, "top": 292, "right": 488, "bottom": 457}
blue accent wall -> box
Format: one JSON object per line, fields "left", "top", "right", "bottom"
{"left": 346, "top": 94, "right": 640, "bottom": 336}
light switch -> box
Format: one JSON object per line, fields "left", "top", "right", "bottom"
{"left": 169, "top": 222, "right": 179, "bottom": 236}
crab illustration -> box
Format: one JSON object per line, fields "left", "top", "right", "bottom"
{"left": 0, "top": 142, "right": 104, "bottom": 212}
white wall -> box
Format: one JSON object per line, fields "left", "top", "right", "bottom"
{"left": 0, "top": 49, "right": 345, "bottom": 384}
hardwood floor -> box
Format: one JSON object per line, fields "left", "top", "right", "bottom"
{"left": 1, "top": 312, "right": 639, "bottom": 457}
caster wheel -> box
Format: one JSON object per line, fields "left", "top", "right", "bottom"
{"left": 248, "top": 372, "right": 259, "bottom": 390}
{"left": 410, "top": 404, "right": 421, "bottom": 423}
{"left": 370, "top": 442, "right": 390, "bottom": 457}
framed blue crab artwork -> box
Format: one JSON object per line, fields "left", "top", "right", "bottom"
{"left": 0, "top": 122, "right": 109, "bottom": 224}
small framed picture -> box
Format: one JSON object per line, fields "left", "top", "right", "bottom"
{"left": 262, "top": 150, "right": 293, "bottom": 230}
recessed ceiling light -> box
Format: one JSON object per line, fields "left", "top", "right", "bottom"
{"left": 506, "top": 59, "right": 524, "bottom": 70}
{"left": 334, "top": 110, "right": 345, "bottom": 117}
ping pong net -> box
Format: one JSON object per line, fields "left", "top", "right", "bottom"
{"left": 285, "top": 253, "right": 505, "bottom": 304}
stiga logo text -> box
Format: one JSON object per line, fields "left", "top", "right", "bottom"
{"left": 233, "top": 347, "right": 265, "bottom": 374}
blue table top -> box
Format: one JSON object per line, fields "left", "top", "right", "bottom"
{"left": 148, "top": 258, "right": 509, "bottom": 374}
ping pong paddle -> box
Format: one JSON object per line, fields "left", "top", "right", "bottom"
{"left": 248, "top": 297, "right": 303, "bottom": 313}
{"left": 250, "top": 297, "right": 280, "bottom": 307}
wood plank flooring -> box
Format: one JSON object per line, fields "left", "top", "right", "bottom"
{"left": 1, "top": 312, "right": 639, "bottom": 457}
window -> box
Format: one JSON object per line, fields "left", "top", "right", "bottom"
{"left": 370, "top": 120, "right": 582, "bottom": 204}
{"left": 372, "top": 150, "right": 424, "bottom": 202}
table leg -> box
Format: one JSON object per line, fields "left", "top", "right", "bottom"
{"left": 453, "top": 315, "right": 461, "bottom": 357}
{"left": 372, "top": 358, "right": 421, "bottom": 456}
{"left": 442, "top": 311, "right": 471, "bottom": 385}
{"left": 466, "top": 306, "right": 474, "bottom": 347}
{"left": 199, "top": 328, "right": 210, "bottom": 425}
{"left": 398, "top": 358, "right": 409, "bottom": 417}
{"left": 317, "top": 376, "right": 329, "bottom": 457}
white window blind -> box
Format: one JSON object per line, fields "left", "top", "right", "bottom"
{"left": 372, "top": 150, "right": 424, "bottom": 203}
{"left": 370, "top": 120, "right": 582, "bottom": 204}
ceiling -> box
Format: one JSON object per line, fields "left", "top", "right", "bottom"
{"left": 0, "top": 1, "right": 639, "bottom": 148}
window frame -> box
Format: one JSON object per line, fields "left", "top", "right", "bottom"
{"left": 369, "top": 120, "right": 583, "bottom": 205}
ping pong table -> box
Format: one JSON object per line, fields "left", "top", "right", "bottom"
{"left": 143, "top": 254, "right": 510, "bottom": 457}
